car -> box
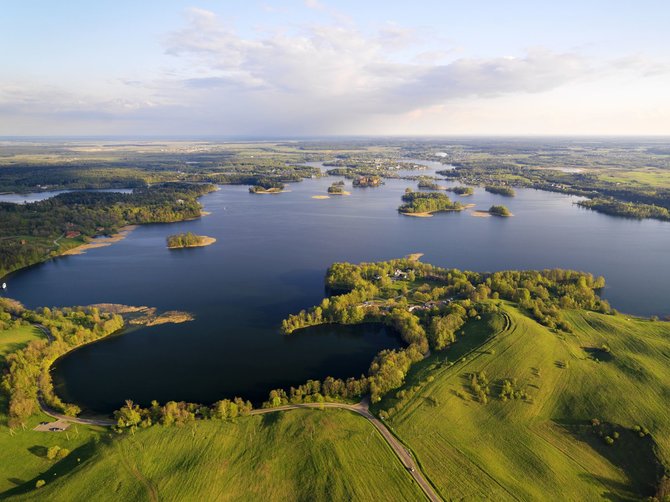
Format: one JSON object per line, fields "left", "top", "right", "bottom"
{"left": 406, "top": 466, "right": 415, "bottom": 473}
{"left": 39, "top": 421, "right": 49, "bottom": 425}
{"left": 49, "top": 427, "right": 63, "bottom": 432}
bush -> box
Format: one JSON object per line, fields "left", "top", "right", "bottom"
{"left": 35, "top": 480, "right": 46, "bottom": 489}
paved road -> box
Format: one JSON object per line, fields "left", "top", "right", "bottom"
{"left": 251, "top": 400, "right": 442, "bottom": 502}
{"left": 32, "top": 322, "right": 441, "bottom": 500}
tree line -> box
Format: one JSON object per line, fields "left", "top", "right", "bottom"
{"left": 275, "top": 258, "right": 611, "bottom": 405}
{"left": 166, "top": 232, "right": 207, "bottom": 248}
{"left": 398, "top": 190, "right": 464, "bottom": 214}
{"left": 0, "top": 182, "right": 215, "bottom": 278}
{"left": 1, "top": 305, "right": 124, "bottom": 428}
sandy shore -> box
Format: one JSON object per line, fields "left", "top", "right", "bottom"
{"left": 471, "top": 211, "right": 491, "bottom": 218}
{"left": 471, "top": 209, "right": 514, "bottom": 218}
{"left": 61, "top": 225, "right": 138, "bottom": 255}
{"left": 312, "top": 195, "right": 331, "bottom": 199}
{"left": 401, "top": 212, "right": 433, "bottom": 217}
{"left": 406, "top": 253, "right": 424, "bottom": 261}
{"left": 167, "top": 236, "right": 216, "bottom": 249}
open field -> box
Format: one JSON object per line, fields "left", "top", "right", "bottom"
{"left": 388, "top": 305, "right": 670, "bottom": 501}
{"left": 6, "top": 409, "right": 423, "bottom": 501}
{"left": 0, "top": 325, "right": 43, "bottom": 362}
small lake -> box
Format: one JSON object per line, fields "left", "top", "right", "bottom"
{"left": 0, "top": 188, "right": 133, "bottom": 204}
{"left": 3, "top": 173, "right": 669, "bottom": 413}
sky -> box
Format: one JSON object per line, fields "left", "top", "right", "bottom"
{"left": 1, "top": 0, "right": 669, "bottom": 136}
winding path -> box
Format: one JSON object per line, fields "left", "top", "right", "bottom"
{"left": 250, "top": 400, "right": 442, "bottom": 502}
{"left": 33, "top": 322, "right": 442, "bottom": 501}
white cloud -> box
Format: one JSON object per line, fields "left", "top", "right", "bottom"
{"left": 1, "top": 7, "right": 668, "bottom": 135}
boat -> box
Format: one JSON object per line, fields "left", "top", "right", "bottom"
{"left": 1, "top": 282, "right": 6, "bottom": 290}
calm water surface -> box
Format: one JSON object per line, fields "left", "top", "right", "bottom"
{"left": 3, "top": 172, "right": 669, "bottom": 413}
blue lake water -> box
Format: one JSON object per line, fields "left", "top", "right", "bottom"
{"left": 2, "top": 171, "right": 669, "bottom": 413}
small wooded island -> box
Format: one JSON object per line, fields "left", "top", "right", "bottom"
{"left": 489, "top": 205, "right": 513, "bottom": 216}
{"left": 249, "top": 180, "right": 286, "bottom": 194}
{"left": 485, "top": 185, "right": 516, "bottom": 197}
{"left": 327, "top": 181, "right": 350, "bottom": 195}
{"left": 166, "top": 232, "right": 216, "bottom": 249}
{"left": 399, "top": 189, "right": 465, "bottom": 217}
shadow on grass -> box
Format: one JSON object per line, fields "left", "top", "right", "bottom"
{"left": 0, "top": 439, "right": 101, "bottom": 500}
{"left": 558, "top": 420, "right": 664, "bottom": 501}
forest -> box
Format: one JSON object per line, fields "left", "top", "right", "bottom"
{"left": 276, "top": 258, "right": 610, "bottom": 404}
{"left": 485, "top": 185, "right": 516, "bottom": 197}
{"left": 398, "top": 190, "right": 464, "bottom": 214}
{"left": 166, "top": 232, "right": 210, "bottom": 248}
{"left": 489, "top": 205, "right": 512, "bottom": 216}
{"left": 1, "top": 304, "right": 124, "bottom": 427}
{"left": 0, "top": 182, "right": 215, "bottom": 278}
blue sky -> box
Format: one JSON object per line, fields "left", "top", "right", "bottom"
{"left": 1, "top": 0, "right": 669, "bottom": 135}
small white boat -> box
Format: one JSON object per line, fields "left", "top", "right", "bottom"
{"left": 1, "top": 283, "right": 6, "bottom": 290}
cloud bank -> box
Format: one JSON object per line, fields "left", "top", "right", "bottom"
{"left": 1, "top": 7, "right": 667, "bottom": 135}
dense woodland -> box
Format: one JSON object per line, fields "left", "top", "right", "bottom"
{"left": 1, "top": 305, "right": 123, "bottom": 427}
{"left": 398, "top": 190, "right": 464, "bottom": 214}
{"left": 0, "top": 182, "right": 215, "bottom": 278}
{"left": 446, "top": 186, "right": 475, "bottom": 196}
{"left": 277, "top": 258, "right": 610, "bottom": 404}
{"left": 166, "top": 232, "right": 209, "bottom": 248}
{"left": 485, "top": 185, "right": 516, "bottom": 197}
{"left": 489, "top": 205, "right": 512, "bottom": 216}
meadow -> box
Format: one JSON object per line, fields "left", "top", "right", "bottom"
{"left": 387, "top": 304, "right": 670, "bottom": 501}
{"left": 5, "top": 409, "right": 422, "bottom": 501}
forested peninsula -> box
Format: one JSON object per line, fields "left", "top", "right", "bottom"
{"left": 0, "top": 183, "right": 215, "bottom": 278}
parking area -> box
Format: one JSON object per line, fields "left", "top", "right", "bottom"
{"left": 33, "top": 419, "right": 71, "bottom": 432}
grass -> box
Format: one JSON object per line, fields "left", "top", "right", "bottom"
{"left": 6, "top": 409, "right": 423, "bottom": 501}
{"left": 387, "top": 305, "right": 670, "bottom": 501}
{"left": 0, "top": 325, "right": 105, "bottom": 497}
{"left": 0, "top": 325, "right": 43, "bottom": 363}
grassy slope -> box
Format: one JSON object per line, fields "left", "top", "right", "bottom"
{"left": 390, "top": 305, "right": 670, "bottom": 501}
{"left": 0, "top": 325, "right": 105, "bottom": 495}
{"left": 8, "top": 409, "right": 423, "bottom": 502}
{"left": 0, "top": 325, "right": 42, "bottom": 362}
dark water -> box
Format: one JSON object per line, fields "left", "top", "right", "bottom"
{"left": 3, "top": 173, "right": 669, "bottom": 413}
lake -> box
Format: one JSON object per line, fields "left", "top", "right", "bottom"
{"left": 2, "top": 170, "right": 669, "bottom": 413}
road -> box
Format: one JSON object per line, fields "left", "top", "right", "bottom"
{"left": 32, "top": 322, "right": 441, "bottom": 501}
{"left": 250, "top": 399, "right": 442, "bottom": 502}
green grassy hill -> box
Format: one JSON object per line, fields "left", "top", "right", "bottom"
{"left": 386, "top": 305, "right": 670, "bottom": 501}
{"left": 6, "top": 409, "right": 422, "bottom": 501}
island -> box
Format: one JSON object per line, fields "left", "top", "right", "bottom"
{"left": 327, "top": 181, "right": 350, "bottom": 195}
{"left": 446, "top": 186, "right": 475, "bottom": 196}
{"left": 353, "top": 175, "right": 382, "bottom": 187}
{"left": 166, "top": 232, "right": 216, "bottom": 249}
{"left": 398, "top": 189, "right": 464, "bottom": 217}
{"left": 488, "top": 205, "right": 513, "bottom": 217}
{"left": 249, "top": 180, "right": 287, "bottom": 194}
{"left": 485, "top": 185, "right": 516, "bottom": 197}
{"left": 417, "top": 180, "right": 445, "bottom": 190}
